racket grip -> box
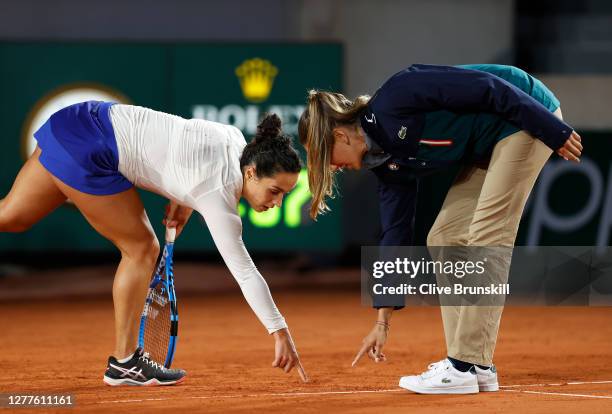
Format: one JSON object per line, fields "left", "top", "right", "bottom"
{"left": 166, "top": 227, "right": 177, "bottom": 243}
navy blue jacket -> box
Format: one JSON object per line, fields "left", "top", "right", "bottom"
{"left": 361, "top": 64, "right": 573, "bottom": 308}
{"left": 361, "top": 64, "right": 572, "bottom": 247}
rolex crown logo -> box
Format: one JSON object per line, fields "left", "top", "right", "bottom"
{"left": 235, "top": 58, "right": 278, "bottom": 103}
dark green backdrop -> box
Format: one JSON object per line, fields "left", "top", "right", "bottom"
{"left": 0, "top": 42, "right": 343, "bottom": 252}
{"left": 415, "top": 132, "right": 612, "bottom": 246}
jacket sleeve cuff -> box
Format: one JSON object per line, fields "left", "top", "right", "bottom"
{"left": 537, "top": 117, "right": 573, "bottom": 151}
{"left": 373, "top": 305, "right": 405, "bottom": 310}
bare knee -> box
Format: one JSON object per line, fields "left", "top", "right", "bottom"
{"left": 121, "top": 236, "right": 160, "bottom": 268}
{"left": 0, "top": 199, "right": 33, "bottom": 233}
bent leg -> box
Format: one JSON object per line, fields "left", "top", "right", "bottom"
{"left": 427, "top": 166, "right": 487, "bottom": 354}
{"left": 468, "top": 108, "right": 561, "bottom": 246}
{"left": 51, "top": 178, "right": 160, "bottom": 359}
{"left": 468, "top": 136, "right": 553, "bottom": 246}
{"left": 0, "top": 147, "right": 67, "bottom": 232}
{"left": 450, "top": 121, "right": 558, "bottom": 366}
{"left": 427, "top": 166, "right": 486, "bottom": 247}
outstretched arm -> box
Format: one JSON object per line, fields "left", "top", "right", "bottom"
{"left": 194, "top": 189, "right": 308, "bottom": 382}
{"left": 382, "top": 64, "right": 574, "bottom": 151}
{"left": 196, "top": 192, "right": 286, "bottom": 332}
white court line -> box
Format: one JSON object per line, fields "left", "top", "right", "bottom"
{"left": 97, "top": 381, "right": 612, "bottom": 405}
{"left": 98, "top": 389, "right": 404, "bottom": 404}
{"left": 500, "top": 380, "right": 612, "bottom": 388}
{"left": 500, "top": 383, "right": 564, "bottom": 388}
{"left": 503, "top": 389, "right": 612, "bottom": 400}
{"left": 568, "top": 380, "right": 612, "bottom": 386}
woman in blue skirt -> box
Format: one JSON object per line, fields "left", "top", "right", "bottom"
{"left": 298, "top": 64, "right": 582, "bottom": 394}
{"left": 0, "top": 101, "right": 308, "bottom": 386}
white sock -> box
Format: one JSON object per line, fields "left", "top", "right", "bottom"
{"left": 117, "top": 352, "right": 134, "bottom": 363}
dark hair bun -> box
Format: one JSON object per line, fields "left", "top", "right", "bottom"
{"left": 255, "top": 113, "right": 282, "bottom": 143}
{"left": 240, "top": 113, "right": 302, "bottom": 177}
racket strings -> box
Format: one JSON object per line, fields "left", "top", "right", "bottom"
{"left": 142, "top": 281, "right": 172, "bottom": 366}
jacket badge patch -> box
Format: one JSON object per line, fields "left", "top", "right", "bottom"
{"left": 418, "top": 138, "right": 454, "bottom": 146}
{"left": 398, "top": 126, "right": 407, "bottom": 140}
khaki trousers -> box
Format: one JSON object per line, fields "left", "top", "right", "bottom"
{"left": 426, "top": 109, "right": 561, "bottom": 365}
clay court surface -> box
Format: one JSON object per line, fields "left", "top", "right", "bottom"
{"left": 1, "top": 264, "right": 612, "bottom": 413}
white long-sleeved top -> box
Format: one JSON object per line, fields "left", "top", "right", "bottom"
{"left": 109, "top": 104, "right": 287, "bottom": 334}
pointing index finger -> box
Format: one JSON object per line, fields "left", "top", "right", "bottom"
{"left": 296, "top": 360, "right": 309, "bottom": 383}
{"left": 352, "top": 343, "right": 369, "bottom": 367}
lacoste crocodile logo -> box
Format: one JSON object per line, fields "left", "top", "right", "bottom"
{"left": 398, "top": 126, "right": 407, "bottom": 140}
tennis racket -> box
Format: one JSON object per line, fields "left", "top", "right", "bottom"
{"left": 138, "top": 227, "right": 178, "bottom": 368}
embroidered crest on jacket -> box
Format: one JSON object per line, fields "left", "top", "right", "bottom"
{"left": 398, "top": 126, "right": 407, "bottom": 140}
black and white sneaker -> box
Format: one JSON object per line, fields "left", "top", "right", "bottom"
{"left": 103, "top": 347, "right": 186, "bottom": 386}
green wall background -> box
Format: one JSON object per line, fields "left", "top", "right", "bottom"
{"left": 0, "top": 42, "right": 343, "bottom": 252}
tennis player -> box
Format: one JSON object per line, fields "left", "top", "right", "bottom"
{"left": 0, "top": 101, "right": 308, "bottom": 386}
{"left": 298, "top": 64, "right": 582, "bottom": 394}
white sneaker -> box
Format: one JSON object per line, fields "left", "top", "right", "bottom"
{"left": 398, "top": 359, "right": 479, "bottom": 394}
{"left": 474, "top": 364, "right": 499, "bottom": 392}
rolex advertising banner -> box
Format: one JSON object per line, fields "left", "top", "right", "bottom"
{"left": 0, "top": 43, "right": 342, "bottom": 252}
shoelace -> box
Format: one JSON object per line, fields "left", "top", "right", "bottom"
{"left": 139, "top": 352, "right": 164, "bottom": 370}
{"left": 421, "top": 359, "right": 450, "bottom": 379}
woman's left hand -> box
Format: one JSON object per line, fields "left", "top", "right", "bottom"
{"left": 352, "top": 322, "right": 389, "bottom": 366}
{"left": 352, "top": 307, "right": 393, "bottom": 367}
{"left": 557, "top": 131, "right": 583, "bottom": 162}
{"left": 272, "top": 328, "right": 309, "bottom": 382}
{"left": 162, "top": 201, "right": 193, "bottom": 238}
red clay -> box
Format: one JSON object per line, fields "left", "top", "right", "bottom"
{"left": 2, "top": 290, "right": 611, "bottom": 413}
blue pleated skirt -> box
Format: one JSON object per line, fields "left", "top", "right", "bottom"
{"left": 34, "top": 101, "right": 134, "bottom": 195}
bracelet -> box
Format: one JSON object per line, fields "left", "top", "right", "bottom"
{"left": 375, "top": 321, "right": 390, "bottom": 329}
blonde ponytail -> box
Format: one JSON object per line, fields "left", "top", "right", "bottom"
{"left": 298, "top": 90, "right": 370, "bottom": 220}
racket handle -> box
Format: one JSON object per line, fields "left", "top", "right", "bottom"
{"left": 166, "top": 227, "right": 177, "bottom": 243}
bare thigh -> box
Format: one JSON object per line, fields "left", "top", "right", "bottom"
{"left": 0, "top": 147, "right": 67, "bottom": 232}
{"left": 49, "top": 178, "right": 158, "bottom": 258}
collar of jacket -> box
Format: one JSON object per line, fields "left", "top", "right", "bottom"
{"left": 359, "top": 103, "right": 424, "bottom": 159}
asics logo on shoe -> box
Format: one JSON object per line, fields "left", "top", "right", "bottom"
{"left": 109, "top": 363, "right": 147, "bottom": 381}
{"left": 441, "top": 378, "right": 452, "bottom": 384}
